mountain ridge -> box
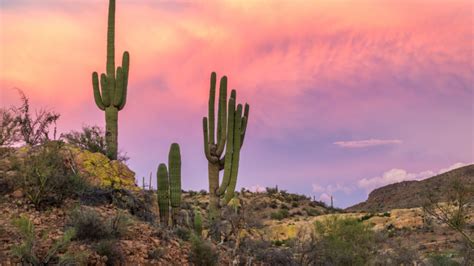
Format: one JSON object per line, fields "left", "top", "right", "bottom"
{"left": 346, "top": 164, "right": 474, "bottom": 212}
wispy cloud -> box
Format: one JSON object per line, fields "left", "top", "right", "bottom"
{"left": 334, "top": 139, "right": 402, "bottom": 148}
{"left": 357, "top": 162, "right": 471, "bottom": 192}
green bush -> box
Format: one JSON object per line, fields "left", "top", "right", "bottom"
{"left": 304, "top": 207, "right": 321, "bottom": 217}
{"left": 312, "top": 216, "right": 375, "bottom": 265}
{"left": 94, "top": 239, "right": 124, "bottom": 266}
{"left": 69, "top": 208, "right": 130, "bottom": 241}
{"left": 15, "top": 141, "right": 88, "bottom": 209}
{"left": 174, "top": 226, "right": 191, "bottom": 241}
{"left": 61, "top": 125, "right": 129, "bottom": 162}
{"left": 189, "top": 234, "right": 218, "bottom": 266}
{"left": 271, "top": 209, "right": 290, "bottom": 220}
{"left": 428, "top": 253, "right": 459, "bottom": 266}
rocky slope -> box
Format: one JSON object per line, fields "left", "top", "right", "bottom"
{"left": 347, "top": 164, "right": 474, "bottom": 212}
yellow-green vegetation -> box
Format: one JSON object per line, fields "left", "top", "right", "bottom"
{"left": 73, "top": 148, "right": 136, "bottom": 190}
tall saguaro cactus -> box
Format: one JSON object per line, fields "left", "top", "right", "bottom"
{"left": 203, "top": 72, "right": 249, "bottom": 219}
{"left": 92, "top": 0, "right": 130, "bottom": 160}
{"left": 157, "top": 143, "right": 182, "bottom": 226}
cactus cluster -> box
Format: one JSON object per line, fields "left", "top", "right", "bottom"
{"left": 203, "top": 72, "right": 249, "bottom": 219}
{"left": 156, "top": 143, "right": 182, "bottom": 226}
{"left": 92, "top": 0, "right": 130, "bottom": 160}
{"left": 91, "top": 2, "right": 252, "bottom": 225}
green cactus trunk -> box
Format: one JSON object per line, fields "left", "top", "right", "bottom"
{"left": 208, "top": 162, "right": 220, "bottom": 220}
{"left": 169, "top": 143, "right": 181, "bottom": 225}
{"left": 157, "top": 164, "right": 170, "bottom": 226}
{"left": 105, "top": 106, "right": 118, "bottom": 160}
{"left": 92, "top": 0, "right": 130, "bottom": 160}
{"left": 202, "top": 72, "right": 250, "bottom": 221}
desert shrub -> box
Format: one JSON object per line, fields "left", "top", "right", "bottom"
{"left": 199, "top": 189, "right": 208, "bottom": 195}
{"left": 428, "top": 253, "right": 459, "bottom": 266}
{"left": 61, "top": 125, "right": 106, "bottom": 154}
{"left": 189, "top": 234, "right": 218, "bottom": 266}
{"left": 280, "top": 203, "right": 289, "bottom": 210}
{"left": 187, "top": 190, "right": 197, "bottom": 197}
{"left": 15, "top": 141, "right": 88, "bottom": 209}
{"left": 11, "top": 216, "right": 77, "bottom": 265}
{"left": 239, "top": 239, "right": 296, "bottom": 265}
{"left": 359, "top": 213, "right": 375, "bottom": 221}
{"left": 69, "top": 208, "right": 130, "bottom": 241}
{"left": 423, "top": 178, "right": 473, "bottom": 248}
{"left": 291, "top": 201, "right": 299, "bottom": 208}
{"left": 94, "top": 239, "right": 124, "bottom": 266}
{"left": 80, "top": 188, "right": 156, "bottom": 222}
{"left": 304, "top": 207, "right": 321, "bottom": 217}
{"left": 300, "top": 216, "right": 375, "bottom": 265}
{"left": 271, "top": 209, "right": 290, "bottom": 220}
{"left": 269, "top": 200, "right": 279, "bottom": 209}
{"left": 266, "top": 186, "right": 278, "bottom": 195}
{"left": 148, "top": 247, "right": 166, "bottom": 260}
{"left": 14, "top": 89, "right": 60, "bottom": 146}
{"left": 0, "top": 108, "right": 19, "bottom": 147}
{"left": 174, "top": 226, "right": 191, "bottom": 241}
{"left": 373, "top": 241, "right": 420, "bottom": 265}
{"left": 61, "top": 125, "right": 129, "bottom": 162}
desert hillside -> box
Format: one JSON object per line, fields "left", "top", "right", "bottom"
{"left": 347, "top": 165, "right": 474, "bottom": 212}
{"left": 1, "top": 144, "right": 472, "bottom": 265}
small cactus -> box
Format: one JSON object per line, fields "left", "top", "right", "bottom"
{"left": 193, "top": 209, "right": 202, "bottom": 236}
{"left": 156, "top": 143, "right": 182, "bottom": 227}
{"left": 157, "top": 164, "right": 170, "bottom": 226}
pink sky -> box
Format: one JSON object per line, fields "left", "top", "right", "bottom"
{"left": 1, "top": 0, "right": 472, "bottom": 207}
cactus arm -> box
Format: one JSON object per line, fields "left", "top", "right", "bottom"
{"left": 208, "top": 72, "right": 216, "bottom": 145}
{"left": 217, "top": 93, "right": 236, "bottom": 196}
{"left": 224, "top": 104, "right": 243, "bottom": 203}
{"left": 157, "top": 163, "right": 170, "bottom": 226}
{"left": 203, "top": 117, "right": 214, "bottom": 162}
{"left": 216, "top": 77, "right": 228, "bottom": 156}
{"left": 113, "top": 67, "right": 124, "bottom": 107}
{"left": 106, "top": 0, "right": 115, "bottom": 77}
{"left": 203, "top": 118, "right": 219, "bottom": 163}
{"left": 241, "top": 103, "right": 249, "bottom": 145}
{"left": 117, "top": 51, "right": 129, "bottom": 110}
{"left": 92, "top": 72, "right": 106, "bottom": 110}
{"left": 99, "top": 73, "right": 110, "bottom": 107}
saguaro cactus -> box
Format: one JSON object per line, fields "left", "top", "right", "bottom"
{"left": 92, "top": 0, "right": 130, "bottom": 160}
{"left": 169, "top": 143, "right": 182, "bottom": 224}
{"left": 202, "top": 72, "right": 249, "bottom": 219}
{"left": 157, "top": 143, "right": 182, "bottom": 226}
{"left": 157, "top": 163, "right": 170, "bottom": 226}
{"left": 193, "top": 209, "right": 203, "bottom": 236}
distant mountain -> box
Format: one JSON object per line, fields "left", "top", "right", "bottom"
{"left": 346, "top": 164, "right": 474, "bottom": 212}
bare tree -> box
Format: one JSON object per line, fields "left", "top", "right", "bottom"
{"left": 0, "top": 108, "right": 19, "bottom": 146}
{"left": 13, "top": 89, "right": 60, "bottom": 146}
{"left": 423, "top": 179, "right": 473, "bottom": 248}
